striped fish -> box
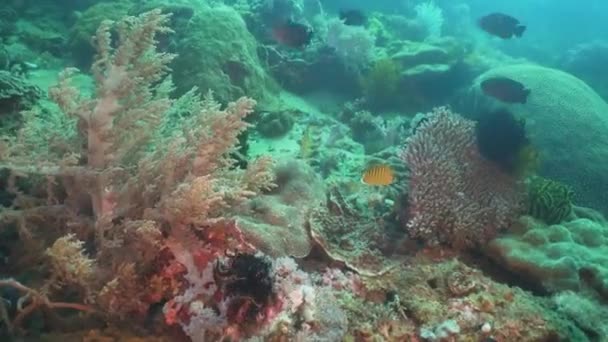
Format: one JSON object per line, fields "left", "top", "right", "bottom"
{"left": 361, "top": 164, "right": 394, "bottom": 186}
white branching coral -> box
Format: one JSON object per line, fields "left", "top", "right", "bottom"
{"left": 414, "top": 1, "right": 444, "bottom": 40}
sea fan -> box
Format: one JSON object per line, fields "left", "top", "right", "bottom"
{"left": 414, "top": 1, "right": 444, "bottom": 40}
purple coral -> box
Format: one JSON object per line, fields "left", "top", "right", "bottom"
{"left": 402, "top": 107, "right": 524, "bottom": 249}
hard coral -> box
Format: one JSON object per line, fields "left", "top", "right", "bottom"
{"left": 474, "top": 64, "right": 608, "bottom": 214}
{"left": 0, "top": 71, "right": 41, "bottom": 112}
{"left": 487, "top": 213, "right": 608, "bottom": 300}
{"left": 171, "top": 5, "right": 275, "bottom": 104}
{"left": 256, "top": 110, "right": 295, "bottom": 138}
{"left": 235, "top": 159, "right": 322, "bottom": 258}
{"left": 0, "top": 71, "right": 41, "bottom": 133}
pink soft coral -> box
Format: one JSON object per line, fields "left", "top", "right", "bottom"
{"left": 402, "top": 107, "right": 524, "bottom": 249}
{"left": 0, "top": 9, "right": 275, "bottom": 331}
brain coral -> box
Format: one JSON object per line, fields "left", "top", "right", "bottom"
{"left": 471, "top": 64, "right": 608, "bottom": 215}
{"left": 172, "top": 5, "right": 275, "bottom": 104}
{"left": 487, "top": 213, "right": 608, "bottom": 299}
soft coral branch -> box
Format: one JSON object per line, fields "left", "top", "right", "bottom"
{"left": 0, "top": 278, "right": 95, "bottom": 333}
{"left": 0, "top": 9, "right": 276, "bottom": 332}
{"left": 48, "top": 9, "right": 175, "bottom": 219}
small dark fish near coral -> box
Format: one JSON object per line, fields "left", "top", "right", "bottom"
{"left": 481, "top": 77, "right": 531, "bottom": 104}
{"left": 272, "top": 20, "right": 313, "bottom": 48}
{"left": 475, "top": 109, "right": 528, "bottom": 173}
{"left": 339, "top": 9, "right": 367, "bottom": 26}
{"left": 479, "top": 13, "right": 526, "bottom": 39}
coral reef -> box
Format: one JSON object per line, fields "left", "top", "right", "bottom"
{"left": 553, "top": 290, "right": 608, "bottom": 339}
{"left": 171, "top": 5, "right": 275, "bottom": 104}
{"left": 526, "top": 176, "right": 574, "bottom": 224}
{"left": 0, "top": 9, "right": 274, "bottom": 338}
{"left": 308, "top": 187, "right": 402, "bottom": 275}
{"left": 1, "top": 1, "right": 607, "bottom": 341}
{"left": 325, "top": 18, "right": 376, "bottom": 67}
{"left": 376, "top": 37, "right": 471, "bottom": 112}
{"left": 403, "top": 107, "right": 524, "bottom": 249}
{"left": 487, "top": 211, "right": 608, "bottom": 300}
{"left": 0, "top": 7, "right": 18, "bottom": 38}
{"left": 255, "top": 110, "right": 295, "bottom": 138}
{"left": 0, "top": 71, "right": 41, "bottom": 133}
{"left": 367, "top": 13, "right": 428, "bottom": 45}
{"left": 345, "top": 109, "right": 408, "bottom": 153}
{"left": 472, "top": 64, "right": 608, "bottom": 215}
{"left": 235, "top": 159, "right": 323, "bottom": 258}
{"left": 347, "top": 257, "right": 585, "bottom": 341}
{"left": 413, "top": 1, "right": 444, "bottom": 40}
{"left": 360, "top": 58, "right": 401, "bottom": 110}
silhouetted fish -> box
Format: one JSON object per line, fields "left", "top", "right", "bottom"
{"left": 479, "top": 13, "right": 526, "bottom": 39}
{"left": 272, "top": 20, "right": 313, "bottom": 48}
{"left": 481, "top": 77, "right": 531, "bottom": 104}
{"left": 339, "top": 9, "right": 367, "bottom": 26}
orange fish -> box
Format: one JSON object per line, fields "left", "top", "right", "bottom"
{"left": 361, "top": 164, "right": 394, "bottom": 186}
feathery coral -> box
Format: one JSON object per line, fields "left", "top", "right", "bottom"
{"left": 46, "top": 234, "right": 95, "bottom": 289}
{"left": 0, "top": 8, "right": 274, "bottom": 332}
{"left": 52, "top": 9, "right": 174, "bottom": 217}
{"left": 403, "top": 107, "right": 524, "bottom": 249}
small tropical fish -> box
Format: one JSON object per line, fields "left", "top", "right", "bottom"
{"left": 339, "top": 9, "right": 367, "bottom": 26}
{"left": 299, "top": 125, "right": 314, "bottom": 159}
{"left": 361, "top": 164, "right": 394, "bottom": 186}
{"left": 478, "top": 13, "right": 526, "bottom": 39}
{"left": 481, "top": 77, "right": 531, "bottom": 104}
{"left": 272, "top": 20, "right": 313, "bottom": 48}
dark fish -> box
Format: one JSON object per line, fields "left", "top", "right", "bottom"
{"left": 479, "top": 13, "right": 526, "bottom": 39}
{"left": 481, "top": 77, "right": 531, "bottom": 104}
{"left": 272, "top": 20, "right": 313, "bottom": 48}
{"left": 339, "top": 9, "right": 367, "bottom": 26}
{"left": 475, "top": 109, "right": 528, "bottom": 172}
